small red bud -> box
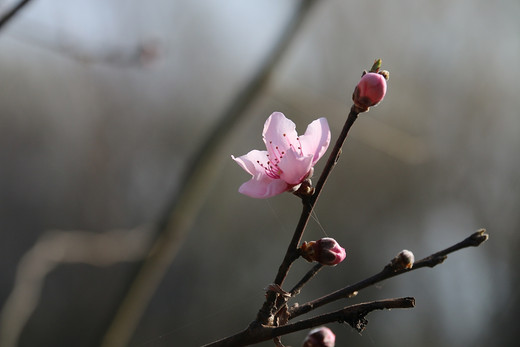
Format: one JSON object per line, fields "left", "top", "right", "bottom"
{"left": 301, "top": 238, "right": 346, "bottom": 266}
{"left": 303, "top": 326, "right": 336, "bottom": 347}
{"left": 352, "top": 72, "right": 387, "bottom": 112}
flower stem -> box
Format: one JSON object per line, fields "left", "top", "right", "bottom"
{"left": 257, "top": 106, "right": 361, "bottom": 324}
{"left": 312, "top": 105, "right": 361, "bottom": 205}
{"left": 283, "top": 106, "right": 360, "bottom": 280}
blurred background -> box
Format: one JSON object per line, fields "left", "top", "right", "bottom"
{"left": 0, "top": 0, "right": 518, "bottom": 346}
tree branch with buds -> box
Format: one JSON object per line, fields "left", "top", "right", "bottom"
{"left": 205, "top": 60, "right": 489, "bottom": 346}
{"left": 289, "top": 229, "right": 489, "bottom": 319}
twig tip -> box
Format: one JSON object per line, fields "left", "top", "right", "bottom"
{"left": 405, "top": 296, "right": 416, "bottom": 308}
{"left": 469, "top": 228, "right": 489, "bottom": 246}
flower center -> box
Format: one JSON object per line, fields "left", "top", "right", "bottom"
{"left": 257, "top": 157, "right": 282, "bottom": 179}
{"left": 257, "top": 134, "right": 304, "bottom": 179}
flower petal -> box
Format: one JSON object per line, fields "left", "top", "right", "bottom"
{"left": 232, "top": 150, "right": 268, "bottom": 177}
{"left": 298, "top": 117, "right": 330, "bottom": 165}
{"left": 278, "top": 148, "right": 314, "bottom": 185}
{"left": 238, "top": 176, "right": 288, "bottom": 199}
{"left": 232, "top": 150, "right": 288, "bottom": 198}
{"left": 262, "top": 112, "right": 299, "bottom": 158}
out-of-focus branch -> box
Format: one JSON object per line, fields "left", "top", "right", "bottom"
{"left": 1, "top": 0, "right": 158, "bottom": 67}
{"left": 100, "top": 2, "right": 319, "bottom": 347}
{"left": 203, "top": 297, "right": 415, "bottom": 347}
{"left": 0, "top": 227, "right": 151, "bottom": 347}
{"left": 0, "top": 0, "right": 34, "bottom": 31}
{"left": 289, "top": 229, "right": 489, "bottom": 318}
{"left": 8, "top": 22, "right": 160, "bottom": 68}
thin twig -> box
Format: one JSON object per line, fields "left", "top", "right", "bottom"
{"left": 0, "top": 0, "right": 34, "bottom": 31}
{"left": 203, "top": 297, "right": 415, "bottom": 347}
{"left": 100, "top": 2, "right": 319, "bottom": 347}
{"left": 289, "top": 229, "right": 489, "bottom": 318}
{"left": 290, "top": 263, "right": 324, "bottom": 296}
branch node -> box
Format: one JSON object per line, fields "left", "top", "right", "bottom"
{"left": 265, "top": 284, "right": 291, "bottom": 298}
{"left": 343, "top": 312, "right": 369, "bottom": 333}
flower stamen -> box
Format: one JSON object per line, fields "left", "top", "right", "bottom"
{"left": 257, "top": 160, "right": 282, "bottom": 179}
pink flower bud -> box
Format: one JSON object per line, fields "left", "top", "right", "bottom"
{"left": 352, "top": 72, "right": 387, "bottom": 111}
{"left": 301, "top": 238, "right": 346, "bottom": 266}
{"left": 303, "top": 326, "right": 336, "bottom": 347}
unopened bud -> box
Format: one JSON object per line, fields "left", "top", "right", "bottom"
{"left": 301, "top": 238, "right": 346, "bottom": 266}
{"left": 352, "top": 72, "right": 387, "bottom": 112}
{"left": 391, "top": 249, "right": 415, "bottom": 270}
{"left": 303, "top": 326, "right": 336, "bottom": 347}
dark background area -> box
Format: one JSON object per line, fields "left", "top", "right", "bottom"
{"left": 0, "top": 1, "right": 518, "bottom": 346}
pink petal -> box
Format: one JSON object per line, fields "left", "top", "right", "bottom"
{"left": 262, "top": 112, "right": 299, "bottom": 158}
{"left": 238, "top": 176, "right": 288, "bottom": 199}
{"left": 232, "top": 150, "right": 269, "bottom": 177}
{"left": 298, "top": 117, "right": 330, "bottom": 165}
{"left": 278, "top": 149, "right": 314, "bottom": 185}
{"left": 232, "top": 150, "right": 289, "bottom": 198}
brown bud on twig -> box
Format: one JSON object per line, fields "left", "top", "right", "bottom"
{"left": 390, "top": 250, "right": 415, "bottom": 271}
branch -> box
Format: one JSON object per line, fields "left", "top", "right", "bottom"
{"left": 289, "top": 229, "right": 489, "bottom": 318}
{"left": 414, "top": 228, "right": 489, "bottom": 268}
{"left": 203, "top": 297, "right": 415, "bottom": 347}
{"left": 280, "top": 107, "right": 360, "bottom": 283}
{"left": 0, "top": 227, "right": 151, "bottom": 347}
{"left": 0, "top": 0, "right": 34, "bottom": 31}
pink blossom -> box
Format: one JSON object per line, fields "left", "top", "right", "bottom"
{"left": 232, "top": 112, "right": 330, "bottom": 199}
{"left": 352, "top": 72, "right": 387, "bottom": 111}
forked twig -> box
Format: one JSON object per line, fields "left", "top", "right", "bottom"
{"left": 289, "top": 229, "right": 489, "bottom": 318}
{"left": 203, "top": 230, "right": 488, "bottom": 346}
{"left": 203, "top": 297, "right": 415, "bottom": 347}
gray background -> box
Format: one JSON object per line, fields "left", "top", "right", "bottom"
{"left": 0, "top": 0, "right": 518, "bottom": 346}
